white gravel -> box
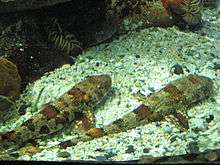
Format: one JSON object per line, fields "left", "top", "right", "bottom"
{"left": 1, "top": 5, "right": 220, "bottom": 162}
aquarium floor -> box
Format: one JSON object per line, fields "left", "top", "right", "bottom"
{"left": 1, "top": 6, "right": 220, "bottom": 161}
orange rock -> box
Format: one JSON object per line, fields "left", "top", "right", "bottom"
{"left": 0, "top": 58, "right": 21, "bottom": 100}
{"left": 161, "top": 0, "right": 203, "bottom": 26}
{"left": 161, "top": 0, "right": 185, "bottom": 15}
{"left": 86, "top": 128, "right": 104, "bottom": 138}
{"left": 19, "top": 145, "right": 41, "bottom": 155}
{"left": 1, "top": 131, "right": 16, "bottom": 140}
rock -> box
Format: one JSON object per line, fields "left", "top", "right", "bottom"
{"left": 161, "top": 0, "right": 203, "bottom": 26}
{"left": 119, "top": 0, "right": 174, "bottom": 29}
{"left": 125, "top": 145, "right": 135, "bottom": 153}
{"left": 19, "top": 144, "right": 41, "bottom": 155}
{"left": 0, "top": 17, "right": 75, "bottom": 89}
{"left": 203, "top": 0, "right": 219, "bottom": 8}
{"left": 0, "top": 95, "right": 14, "bottom": 110}
{"left": 171, "top": 64, "right": 184, "bottom": 75}
{"left": 213, "top": 63, "right": 220, "bottom": 70}
{"left": 58, "top": 151, "right": 71, "bottom": 158}
{"left": 204, "top": 150, "right": 220, "bottom": 161}
{"left": 143, "top": 148, "right": 150, "bottom": 153}
{"left": 104, "top": 150, "right": 117, "bottom": 159}
{"left": 187, "top": 141, "right": 200, "bottom": 154}
{"left": 0, "top": 95, "right": 14, "bottom": 122}
{"left": 206, "top": 115, "right": 214, "bottom": 123}
{"left": 0, "top": 58, "right": 21, "bottom": 100}
{"left": 59, "top": 140, "right": 77, "bottom": 149}
{"left": 0, "top": 0, "right": 72, "bottom": 13}
{"left": 95, "top": 156, "right": 107, "bottom": 161}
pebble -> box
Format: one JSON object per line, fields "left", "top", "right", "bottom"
{"left": 95, "top": 156, "right": 107, "bottom": 161}
{"left": 59, "top": 140, "right": 77, "bottom": 149}
{"left": 190, "top": 118, "right": 209, "bottom": 132}
{"left": 104, "top": 151, "right": 117, "bottom": 159}
{"left": 170, "top": 135, "right": 179, "bottom": 143}
{"left": 171, "top": 64, "right": 184, "bottom": 75}
{"left": 125, "top": 145, "right": 135, "bottom": 153}
{"left": 143, "top": 148, "right": 150, "bottom": 153}
{"left": 58, "top": 151, "right": 71, "bottom": 158}
{"left": 213, "top": 63, "right": 220, "bottom": 70}
{"left": 19, "top": 145, "right": 41, "bottom": 155}
{"left": 155, "top": 122, "right": 161, "bottom": 127}
{"left": 206, "top": 115, "right": 214, "bottom": 123}
{"left": 187, "top": 141, "right": 199, "bottom": 154}
{"left": 135, "top": 54, "right": 140, "bottom": 58}
{"left": 162, "top": 125, "right": 173, "bottom": 134}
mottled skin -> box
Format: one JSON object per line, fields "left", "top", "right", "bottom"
{"left": 0, "top": 74, "right": 214, "bottom": 150}
{"left": 0, "top": 75, "right": 112, "bottom": 146}
{"left": 87, "top": 74, "right": 213, "bottom": 137}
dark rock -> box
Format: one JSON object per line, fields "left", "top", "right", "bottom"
{"left": 94, "top": 148, "right": 105, "bottom": 152}
{"left": 170, "top": 135, "right": 178, "bottom": 143}
{"left": 17, "top": 103, "right": 30, "bottom": 115}
{"left": 155, "top": 121, "right": 161, "bottom": 127}
{"left": 58, "top": 151, "right": 71, "bottom": 158}
{"left": 0, "top": 95, "right": 14, "bottom": 122}
{"left": 206, "top": 115, "right": 214, "bottom": 123}
{"left": 0, "top": 0, "right": 72, "bottom": 13}
{"left": 117, "top": 139, "right": 126, "bottom": 144}
{"left": 119, "top": 54, "right": 125, "bottom": 59}
{"left": 0, "top": 58, "right": 21, "bottom": 100}
{"left": 213, "top": 63, "right": 220, "bottom": 70}
{"left": 125, "top": 145, "right": 135, "bottom": 153}
{"left": 143, "top": 148, "right": 150, "bottom": 153}
{"left": 9, "top": 152, "right": 20, "bottom": 159}
{"left": 59, "top": 140, "right": 77, "bottom": 149}
{"left": 203, "top": 0, "right": 219, "bottom": 8}
{"left": 155, "top": 144, "right": 160, "bottom": 148}
{"left": 135, "top": 54, "right": 140, "bottom": 58}
{"left": 6, "top": 44, "right": 74, "bottom": 90}
{"left": 95, "top": 62, "right": 100, "bottom": 67}
{"left": 171, "top": 64, "right": 184, "bottom": 75}
{"left": 104, "top": 149, "right": 117, "bottom": 159}
{"left": 204, "top": 150, "right": 220, "bottom": 161}
{"left": 0, "top": 95, "right": 14, "bottom": 110}
{"left": 0, "top": 15, "right": 75, "bottom": 89}
{"left": 187, "top": 141, "right": 200, "bottom": 154}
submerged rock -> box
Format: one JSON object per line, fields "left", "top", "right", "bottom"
{"left": 0, "top": 0, "right": 72, "bottom": 13}
{"left": 0, "top": 95, "right": 14, "bottom": 122}
{"left": 0, "top": 58, "right": 21, "bottom": 100}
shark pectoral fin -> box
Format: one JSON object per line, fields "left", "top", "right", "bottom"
{"left": 82, "top": 107, "right": 96, "bottom": 128}
{"left": 73, "top": 107, "right": 96, "bottom": 132}
{"left": 165, "top": 110, "right": 189, "bottom": 131}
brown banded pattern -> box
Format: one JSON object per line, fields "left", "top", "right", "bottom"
{"left": 90, "top": 74, "right": 213, "bottom": 138}
{"left": 0, "top": 75, "right": 112, "bottom": 146}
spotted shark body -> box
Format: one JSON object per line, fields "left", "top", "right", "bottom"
{"left": 0, "top": 74, "right": 214, "bottom": 150}
{"left": 0, "top": 75, "right": 112, "bottom": 147}
{"left": 86, "top": 74, "right": 213, "bottom": 138}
